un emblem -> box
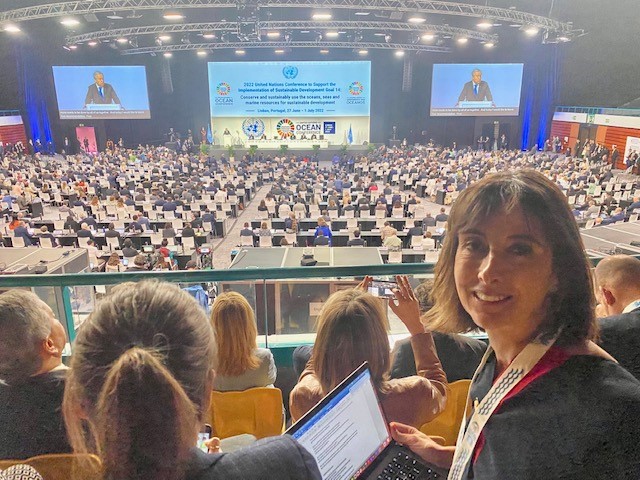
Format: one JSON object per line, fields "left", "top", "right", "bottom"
{"left": 282, "top": 66, "right": 299, "bottom": 79}
{"left": 242, "top": 118, "right": 265, "bottom": 137}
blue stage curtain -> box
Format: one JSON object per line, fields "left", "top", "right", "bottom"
{"left": 16, "top": 42, "right": 55, "bottom": 151}
{"left": 520, "top": 45, "right": 561, "bottom": 150}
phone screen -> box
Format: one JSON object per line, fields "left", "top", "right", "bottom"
{"left": 197, "top": 424, "right": 212, "bottom": 453}
{"left": 368, "top": 280, "right": 397, "bottom": 298}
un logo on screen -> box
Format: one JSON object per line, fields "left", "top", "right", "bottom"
{"left": 242, "top": 118, "right": 265, "bottom": 137}
{"left": 282, "top": 66, "right": 299, "bottom": 79}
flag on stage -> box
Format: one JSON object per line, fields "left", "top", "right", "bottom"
{"left": 207, "top": 124, "right": 213, "bottom": 144}
{"left": 347, "top": 124, "right": 353, "bottom": 145}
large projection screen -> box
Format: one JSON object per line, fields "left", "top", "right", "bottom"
{"left": 52, "top": 66, "right": 151, "bottom": 120}
{"left": 208, "top": 61, "right": 371, "bottom": 145}
{"left": 430, "top": 63, "right": 524, "bottom": 117}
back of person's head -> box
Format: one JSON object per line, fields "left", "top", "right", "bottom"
{"left": 63, "top": 281, "right": 215, "bottom": 480}
{"left": 414, "top": 220, "right": 420, "bottom": 227}
{"left": 594, "top": 255, "right": 640, "bottom": 315}
{"left": 426, "top": 170, "right": 596, "bottom": 347}
{"left": 317, "top": 216, "right": 326, "bottom": 226}
{"left": 209, "top": 292, "right": 259, "bottom": 377}
{"left": 184, "top": 222, "right": 191, "bottom": 229}
{"left": 161, "top": 238, "right": 169, "bottom": 247}
{"left": 108, "top": 222, "right": 115, "bottom": 231}
{"left": 243, "top": 222, "right": 249, "bottom": 228}
{"left": 353, "top": 229, "right": 361, "bottom": 238}
{"left": 260, "top": 221, "right": 268, "bottom": 230}
{"left": 0, "top": 290, "right": 64, "bottom": 385}
{"left": 123, "top": 238, "right": 133, "bottom": 249}
{"left": 312, "top": 288, "right": 389, "bottom": 393}
{"left": 40, "top": 225, "right": 48, "bottom": 233}
{"left": 107, "top": 253, "right": 120, "bottom": 266}
{"left": 165, "top": 222, "right": 172, "bottom": 229}
{"left": 133, "top": 255, "right": 147, "bottom": 268}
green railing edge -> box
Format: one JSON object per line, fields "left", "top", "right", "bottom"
{"left": 0, "top": 263, "right": 435, "bottom": 288}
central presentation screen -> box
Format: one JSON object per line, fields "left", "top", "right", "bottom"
{"left": 207, "top": 61, "right": 371, "bottom": 145}
{"left": 52, "top": 66, "right": 151, "bottom": 120}
{"left": 430, "top": 63, "right": 524, "bottom": 117}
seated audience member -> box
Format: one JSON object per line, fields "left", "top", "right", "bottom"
{"left": 314, "top": 217, "right": 332, "bottom": 246}
{"left": 347, "top": 229, "right": 366, "bottom": 247}
{"left": 391, "top": 280, "right": 486, "bottom": 382}
{"left": 0, "top": 290, "right": 70, "bottom": 459}
{"left": 153, "top": 256, "right": 176, "bottom": 271}
{"left": 62, "top": 281, "right": 321, "bottom": 480}
{"left": 380, "top": 221, "right": 395, "bottom": 241}
{"left": 13, "top": 221, "right": 36, "bottom": 246}
{"left": 121, "top": 238, "right": 138, "bottom": 258}
{"left": 105, "top": 252, "right": 123, "bottom": 272}
{"left": 84, "top": 239, "right": 103, "bottom": 269}
{"left": 77, "top": 222, "right": 94, "bottom": 241}
{"left": 284, "top": 212, "right": 298, "bottom": 233}
{"left": 383, "top": 228, "right": 402, "bottom": 250}
{"left": 240, "top": 222, "right": 254, "bottom": 237}
{"left": 181, "top": 222, "right": 196, "bottom": 238}
{"left": 104, "top": 222, "right": 121, "bottom": 242}
{"left": 38, "top": 225, "right": 58, "bottom": 247}
{"left": 290, "top": 278, "right": 446, "bottom": 427}
{"left": 595, "top": 255, "right": 640, "bottom": 380}
{"left": 313, "top": 230, "right": 330, "bottom": 246}
{"left": 162, "top": 222, "right": 177, "bottom": 239}
{"left": 434, "top": 207, "right": 448, "bottom": 223}
{"left": 280, "top": 238, "right": 290, "bottom": 247}
{"left": 257, "top": 199, "right": 269, "bottom": 217}
{"left": 158, "top": 238, "right": 171, "bottom": 259}
{"left": 257, "top": 221, "right": 272, "bottom": 238}
{"left": 128, "top": 215, "right": 144, "bottom": 233}
{"left": 422, "top": 212, "right": 436, "bottom": 227}
{"left": 126, "top": 254, "right": 149, "bottom": 272}
{"left": 408, "top": 220, "right": 424, "bottom": 238}
{"left": 210, "top": 292, "right": 277, "bottom": 391}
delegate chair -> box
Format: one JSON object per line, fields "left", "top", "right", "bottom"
{"left": 0, "top": 453, "right": 102, "bottom": 480}
{"left": 209, "top": 387, "right": 284, "bottom": 440}
{"left": 419, "top": 379, "right": 471, "bottom": 446}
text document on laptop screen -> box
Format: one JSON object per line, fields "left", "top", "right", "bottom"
{"left": 290, "top": 369, "right": 390, "bottom": 480}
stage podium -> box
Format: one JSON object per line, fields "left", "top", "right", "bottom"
{"left": 222, "top": 134, "right": 233, "bottom": 147}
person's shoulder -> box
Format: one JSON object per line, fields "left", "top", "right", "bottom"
{"left": 599, "top": 310, "right": 640, "bottom": 332}
{"left": 255, "top": 347, "right": 274, "bottom": 362}
{"left": 188, "top": 437, "right": 320, "bottom": 480}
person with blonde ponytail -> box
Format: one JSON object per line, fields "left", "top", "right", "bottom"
{"left": 63, "top": 280, "right": 321, "bottom": 480}
{"left": 210, "top": 292, "right": 277, "bottom": 392}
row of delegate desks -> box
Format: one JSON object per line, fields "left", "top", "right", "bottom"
{"left": 251, "top": 217, "right": 431, "bottom": 232}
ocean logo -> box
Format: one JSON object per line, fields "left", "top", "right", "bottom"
{"left": 276, "top": 118, "right": 295, "bottom": 138}
{"left": 282, "top": 65, "right": 299, "bottom": 79}
{"left": 242, "top": 118, "right": 265, "bottom": 137}
{"left": 216, "top": 82, "right": 231, "bottom": 96}
{"left": 348, "top": 81, "right": 364, "bottom": 96}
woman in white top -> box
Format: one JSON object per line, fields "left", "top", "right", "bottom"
{"left": 210, "top": 292, "right": 276, "bottom": 392}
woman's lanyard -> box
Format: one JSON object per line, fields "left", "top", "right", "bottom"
{"left": 448, "top": 336, "right": 559, "bottom": 480}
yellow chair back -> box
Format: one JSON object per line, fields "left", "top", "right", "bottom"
{"left": 209, "top": 387, "right": 284, "bottom": 440}
{"left": 0, "top": 453, "right": 102, "bottom": 480}
{"left": 420, "top": 379, "right": 471, "bottom": 446}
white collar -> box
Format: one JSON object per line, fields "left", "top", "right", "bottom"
{"left": 622, "top": 299, "right": 640, "bottom": 314}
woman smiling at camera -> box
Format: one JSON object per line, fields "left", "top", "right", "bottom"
{"left": 390, "top": 170, "right": 640, "bottom": 479}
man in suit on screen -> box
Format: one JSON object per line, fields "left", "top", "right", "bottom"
{"left": 457, "top": 68, "right": 494, "bottom": 106}
{"left": 84, "top": 71, "right": 122, "bottom": 107}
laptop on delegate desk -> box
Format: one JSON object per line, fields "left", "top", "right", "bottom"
{"left": 287, "top": 362, "right": 448, "bottom": 480}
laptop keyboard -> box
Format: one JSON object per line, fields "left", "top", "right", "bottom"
{"left": 377, "top": 451, "right": 443, "bottom": 480}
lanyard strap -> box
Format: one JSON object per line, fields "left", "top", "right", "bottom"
{"left": 448, "top": 338, "right": 557, "bottom": 480}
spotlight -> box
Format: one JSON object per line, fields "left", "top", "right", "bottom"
{"left": 384, "top": 33, "right": 392, "bottom": 43}
{"left": 163, "top": 13, "right": 184, "bottom": 20}
{"left": 4, "top": 24, "right": 21, "bottom": 33}
{"left": 235, "top": 49, "right": 246, "bottom": 55}
{"left": 266, "top": 31, "right": 280, "bottom": 38}
{"left": 315, "top": 32, "right": 323, "bottom": 42}
{"left": 320, "top": 49, "right": 329, "bottom": 54}
{"left": 477, "top": 20, "right": 492, "bottom": 29}
{"left": 68, "top": 45, "right": 78, "bottom": 50}
{"left": 181, "top": 34, "right": 191, "bottom": 44}
{"left": 524, "top": 26, "right": 539, "bottom": 36}
{"left": 358, "top": 49, "right": 368, "bottom": 55}
{"left": 158, "top": 35, "right": 172, "bottom": 41}
{"left": 284, "top": 32, "right": 292, "bottom": 42}
{"left": 354, "top": 32, "right": 363, "bottom": 42}
{"left": 116, "top": 37, "right": 128, "bottom": 44}
{"left": 457, "top": 37, "right": 468, "bottom": 44}
{"left": 325, "top": 31, "right": 339, "bottom": 38}
{"left": 129, "top": 37, "right": 138, "bottom": 48}
{"left": 484, "top": 42, "right": 495, "bottom": 48}
{"left": 275, "top": 49, "right": 285, "bottom": 54}
{"left": 60, "top": 18, "right": 80, "bottom": 26}
{"left": 312, "top": 13, "right": 332, "bottom": 20}
{"left": 558, "top": 35, "right": 570, "bottom": 42}
{"left": 421, "top": 33, "right": 435, "bottom": 41}
{"left": 88, "top": 40, "right": 98, "bottom": 46}
{"left": 163, "top": 52, "right": 173, "bottom": 58}
{"left": 395, "top": 50, "right": 405, "bottom": 57}
{"left": 197, "top": 50, "right": 207, "bottom": 56}
{"left": 407, "top": 16, "right": 426, "bottom": 24}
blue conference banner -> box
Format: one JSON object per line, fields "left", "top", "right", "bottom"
{"left": 430, "top": 63, "right": 524, "bottom": 116}
{"left": 52, "top": 65, "right": 151, "bottom": 119}
{"left": 208, "top": 61, "right": 371, "bottom": 118}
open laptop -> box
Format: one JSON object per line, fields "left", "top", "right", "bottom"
{"left": 287, "top": 363, "right": 448, "bottom": 480}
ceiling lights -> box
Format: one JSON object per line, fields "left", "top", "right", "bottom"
{"left": 325, "top": 31, "right": 339, "bottom": 38}
{"left": 395, "top": 50, "right": 405, "bottom": 57}
{"left": 197, "top": 50, "right": 207, "bottom": 56}
{"left": 421, "top": 33, "right": 435, "bottom": 41}
{"left": 320, "top": 49, "right": 329, "bottom": 54}
{"left": 163, "top": 13, "right": 184, "bottom": 20}
{"left": 266, "top": 31, "right": 280, "bottom": 38}
{"left": 312, "top": 13, "right": 332, "bottom": 20}
{"left": 274, "top": 49, "right": 285, "bottom": 54}
{"left": 60, "top": 18, "right": 80, "bottom": 26}
{"left": 4, "top": 24, "right": 21, "bottom": 33}
{"left": 477, "top": 20, "right": 493, "bottom": 29}
{"left": 524, "top": 26, "right": 539, "bottom": 36}
{"left": 202, "top": 33, "right": 215, "bottom": 39}
{"left": 88, "top": 40, "right": 98, "bottom": 46}
{"left": 358, "top": 49, "right": 368, "bottom": 55}
{"left": 116, "top": 37, "right": 128, "bottom": 44}
{"left": 235, "top": 49, "right": 246, "bottom": 55}
{"left": 407, "top": 16, "right": 426, "bottom": 24}
{"left": 158, "top": 35, "right": 171, "bottom": 41}
{"left": 484, "top": 42, "right": 495, "bottom": 48}
{"left": 456, "top": 37, "right": 468, "bottom": 44}
{"left": 163, "top": 52, "right": 172, "bottom": 57}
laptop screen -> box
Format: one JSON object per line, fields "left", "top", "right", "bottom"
{"left": 288, "top": 364, "right": 391, "bottom": 480}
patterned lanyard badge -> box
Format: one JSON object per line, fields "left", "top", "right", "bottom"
{"left": 448, "top": 337, "right": 558, "bottom": 480}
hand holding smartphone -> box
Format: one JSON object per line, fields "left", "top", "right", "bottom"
{"left": 368, "top": 279, "right": 398, "bottom": 299}
{"left": 197, "top": 424, "right": 213, "bottom": 453}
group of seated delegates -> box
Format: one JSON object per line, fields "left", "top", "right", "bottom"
{"left": 0, "top": 281, "right": 313, "bottom": 479}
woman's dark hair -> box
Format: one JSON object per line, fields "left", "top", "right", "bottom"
{"left": 425, "top": 170, "right": 597, "bottom": 347}
{"left": 161, "top": 238, "right": 169, "bottom": 247}
{"left": 63, "top": 281, "right": 215, "bottom": 480}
